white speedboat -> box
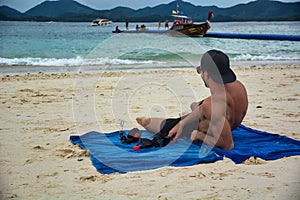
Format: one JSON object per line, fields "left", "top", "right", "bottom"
{"left": 91, "top": 18, "right": 112, "bottom": 26}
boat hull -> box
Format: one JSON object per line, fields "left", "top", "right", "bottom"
{"left": 170, "top": 22, "right": 209, "bottom": 37}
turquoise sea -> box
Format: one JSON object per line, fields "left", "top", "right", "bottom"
{"left": 0, "top": 21, "right": 300, "bottom": 73}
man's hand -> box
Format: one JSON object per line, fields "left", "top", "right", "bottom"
{"left": 190, "top": 130, "right": 207, "bottom": 143}
{"left": 190, "top": 130, "right": 200, "bottom": 142}
{"left": 168, "top": 121, "right": 184, "bottom": 143}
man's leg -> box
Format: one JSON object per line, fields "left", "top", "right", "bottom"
{"left": 136, "top": 117, "right": 182, "bottom": 135}
{"left": 190, "top": 100, "right": 205, "bottom": 111}
{"left": 136, "top": 117, "right": 165, "bottom": 134}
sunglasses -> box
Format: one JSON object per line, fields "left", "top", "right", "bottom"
{"left": 196, "top": 66, "right": 202, "bottom": 74}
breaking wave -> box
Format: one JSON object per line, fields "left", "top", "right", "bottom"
{"left": 0, "top": 56, "right": 163, "bottom": 67}
{"left": 233, "top": 54, "right": 300, "bottom": 61}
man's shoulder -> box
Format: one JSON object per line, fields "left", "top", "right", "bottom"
{"left": 230, "top": 80, "right": 247, "bottom": 91}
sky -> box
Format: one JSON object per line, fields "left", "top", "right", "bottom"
{"left": 0, "top": 0, "right": 299, "bottom": 12}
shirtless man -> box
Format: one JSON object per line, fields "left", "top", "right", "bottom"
{"left": 136, "top": 50, "right": 248, "bottom": 150}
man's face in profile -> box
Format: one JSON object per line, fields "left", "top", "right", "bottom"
{"left": 197, "top": 67, "right": 209, "bottom": 88}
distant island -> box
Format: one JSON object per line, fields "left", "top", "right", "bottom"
{"left": 0, "top": 0, "right": 300, "bottom": 22}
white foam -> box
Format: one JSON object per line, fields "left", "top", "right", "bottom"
{"left": 234, "top": 54, "right": 300, "bottom": 61}
{"left": 0, "top": 56, "right": 163, "bottom": 67}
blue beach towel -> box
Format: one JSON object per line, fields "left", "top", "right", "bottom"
{"left": 70, "top": 124, "right": 300, "bottom": 174}
{"left": 213, "top": 125, "right": 300, "bottom": 163}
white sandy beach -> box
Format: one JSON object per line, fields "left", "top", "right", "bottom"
{"left": 0, "top": 65, "right": 299, "bottom": 199}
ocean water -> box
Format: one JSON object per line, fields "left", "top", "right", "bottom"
{"left": 0, "top": 21, "right": 299, "bottom": 73}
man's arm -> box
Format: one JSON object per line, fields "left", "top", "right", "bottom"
{"left": 168, "top": 105, "right": 201, "bottom": 142}
{"left": 192, "top": 96, "right": 234, "bottom": 150}
{"left": 190, "top": 118, "right": 233, "bottom": 150}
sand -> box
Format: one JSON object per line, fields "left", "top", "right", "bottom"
{"left": 0, "top": 65, "right": 299, "bottom": 199}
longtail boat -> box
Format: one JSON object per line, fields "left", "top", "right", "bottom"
{"left": 169, "top": 8, "right": 214, "bottom": 37}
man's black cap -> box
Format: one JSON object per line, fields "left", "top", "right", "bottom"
{"left": 200, "top": 50, "right": 236, "bottom": 84}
